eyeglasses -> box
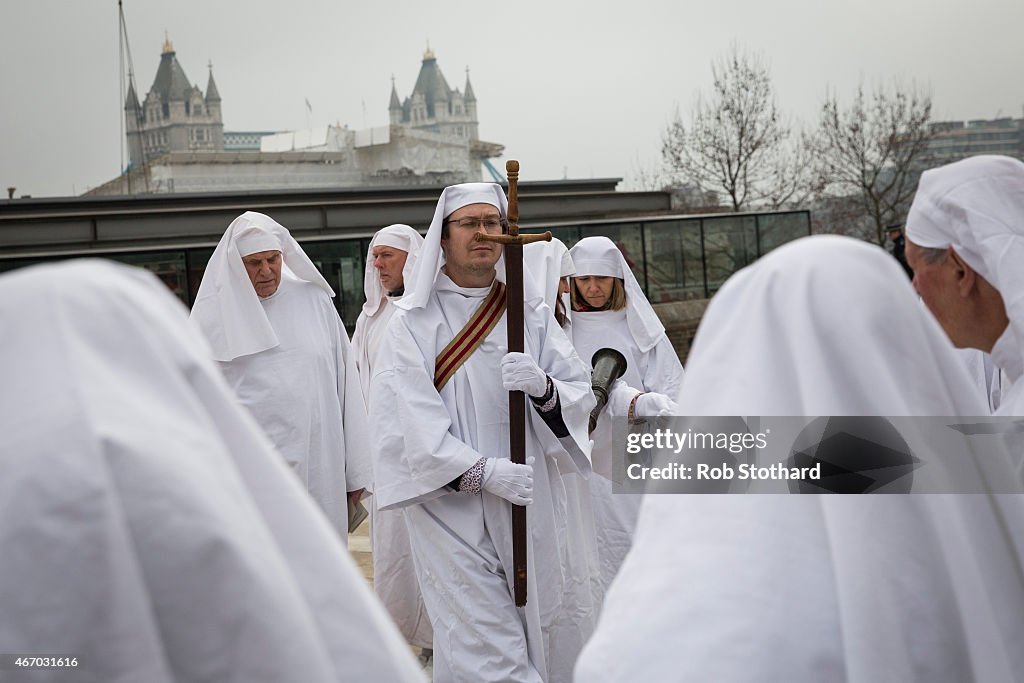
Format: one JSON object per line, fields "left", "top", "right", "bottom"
{"left": 445, "top": 216, "right": 503, "bottom": 231}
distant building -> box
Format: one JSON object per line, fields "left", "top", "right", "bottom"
{"left": 125, "top": 35, "right": 224, "bottom": 169}
{"left": 95, "top": 45, "right": 502, "bottom": 196}
{"left": 922, "top": 115, "right": 1024, "bottom": 166}
{"left": 390, "top": 46, "right": 479, "bottom": 142}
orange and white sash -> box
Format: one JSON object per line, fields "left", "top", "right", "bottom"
{"left": 433, "top": 281, "right": 506, "bottom": 391}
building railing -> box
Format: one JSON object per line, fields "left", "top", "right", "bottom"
{"left": 0, "top": 208, "right": 810, "bottom": 331}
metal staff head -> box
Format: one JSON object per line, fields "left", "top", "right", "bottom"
{"left": 589, "top": 347, "right": 628, "bottom": 434}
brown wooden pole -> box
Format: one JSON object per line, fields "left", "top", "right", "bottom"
{"left": 504, "top": 161, "right": 528, "bottom": 607}
{"left": 474, "top": 160, "right": 549, "bottom": 607}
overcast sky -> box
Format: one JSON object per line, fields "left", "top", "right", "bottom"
{"left": 3, "top": 0, "right": 1023, "bottom": 197}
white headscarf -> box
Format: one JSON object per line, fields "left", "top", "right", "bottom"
{"left": 0, "top": 259, "right": 427, "bottom": 683}
{"left": 907, "top": 154, "right": 1024, "bottom": 391}
{"left": 397, "top": 183, "right": 508, "bottom": 311}
{"left": 360, "top": 224, "right": 423, "bottom": 317}
{"left": 682, "top": 234, "right": 989, "bottom": 415}
{"left": 524, "top": 236, "right": 575, "bottom": 310}
{"left": 190, "top": 211, "right": 335, "bottom": 362}
{"left": 569, "top": 235, "right": 665, "bottom": 352}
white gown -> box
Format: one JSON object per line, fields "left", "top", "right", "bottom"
{"left": 0, "top": 259, "right": 426, "bottom": 683}
{"left": 571, "top": 308, "right": 684, "bottom": 591}
{"left": 575, "top": 236, "right": 1024, "bottom": 682}
{"left": 353, "top": 296, "right": 434, "bottom": 649}
{"left": 370, "top": 273, "right": 594, "bottom": 682}
{"left": 219, "top": 278, "right": 372, "bottom": 536}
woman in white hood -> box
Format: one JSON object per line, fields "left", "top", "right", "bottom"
{"left": 567, "top": 235, "right": 684, "bottom": 592}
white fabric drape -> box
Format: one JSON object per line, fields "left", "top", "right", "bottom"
{"left": 0, "top": 259, "right": 426, "bottom": 683}
{"left": 352, "top": 224, "right": 424, "bottom": 401}
{"left": 190, "top": 211, "right": 333, "bottom": 362}
{"left": 368, "top": 184, "right": 596, "bottom": 681}
{"left": 575, "top": 235, "right": 1024, "bottom": 683}
{"left": 216, "top": 278, "right": 372, "bottom": 535}
{"left": 351, "top": 224, "right": 432, "bottom": 649}
{"left": 568, "top": 235, "right": 684, "bottom": 592}
{"left": 525, "top": 237, "right": 601, "bottom": 682}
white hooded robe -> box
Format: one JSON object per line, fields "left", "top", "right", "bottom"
{"left": 568, "top": 236, "right": 684, "bottom": 592}
{"left": 190, "top": 211, "right": 372, "bottom": 536}
{"left": 0, "top": 259, "right": 426, "bottom": 683}
{"left": 351, "top": 224, "right": 433, "bottom": 649}
{"left": 575, "top": 236, "right": 1024, "bottom": 683}
{"left": 369, "top": 183, "right": 595, "bottom": 682}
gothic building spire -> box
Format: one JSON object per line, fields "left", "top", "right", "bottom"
{"left": 205, "top": 60, "right": 221, "bottom": 102}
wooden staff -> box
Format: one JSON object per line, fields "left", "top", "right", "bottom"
{"left": 475, "top": 160, "right": 550, "bottom": 606}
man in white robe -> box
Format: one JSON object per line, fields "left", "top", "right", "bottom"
{"left": 351, "top": 224, "right": 433, "bottom": 655}
{"left": 352, "top": 223, "right": 423, "bottom": 399}
{"left": 905, "top": 155, "right": 1024, "bottom": 415}
{"left": 369, "top": 184, "right": 595, "bottom": 682}
{"left": 190, "top": 211, "right": 371, "bottom": 537}
{"left": 575, "top": 236, "right": 1024, "bottom": 682}
{"left": 0, "top": 259, "right": 426, "bottom": 683}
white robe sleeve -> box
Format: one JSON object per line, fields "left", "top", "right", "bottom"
{"left": 369, "top": 312, "right": 485, "bottom": 510}
{"left": 643, "top": 335, "right": 685, "bottom": 397}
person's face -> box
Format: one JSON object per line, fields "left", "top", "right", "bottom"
{"left": 441, "top": 203, "right": 502, "bottom": 277}
{"left": 558, "top": 276, "right": 571, "bottom": 296}
{"left": 242, "top": 250, "right": 283, "bottom": 298}
{"left": 372, "top": 245, "right": 409, "bottom": 292}
{"left": 575, "top": 275, "right": 616, "bottom": 308}
{"left": 905, "top": 240, "right": 967, "bottom": 345}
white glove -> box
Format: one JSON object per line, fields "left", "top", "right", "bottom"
{"left": 501, "top": 352, "right": 549, "bottom": 398}
{"left": 483, "top": 455, "right": 535, "bottom": 505}
{"left": 634, "top": 392, "right": 679, "bottom": 418}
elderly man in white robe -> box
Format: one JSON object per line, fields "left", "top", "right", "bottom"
{"left": 0, "top": 260, "right": 426, "bottom": 683}
{"left": 575, "top": 236, "right": 1024, "bottom": 682}
{"left": 904, "top": 154, "right": 1024, "bottom": 416}
{"left": 369, "top": 183, "right": 595, "bottom": 683}
{"left": 190, "top": 211, "right": 371, "bottom": 538}
{"left": 351, "top": 224, "right": 433, "bottom": 658}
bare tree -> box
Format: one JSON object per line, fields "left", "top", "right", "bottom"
{"left": 811, "top": 82, "right": 934, "bottom": 245}
{"left": 623, "top": 154, "right": 669, "bottom": 192}
{"left": 662, "top": 46, "right": 813, "bottom": 211}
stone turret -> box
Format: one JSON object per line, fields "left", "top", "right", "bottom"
{"left": 463, "top": 69, "right": 478, "bottom": 140}
{"left": 124, "top": 35, "right": 225, "bottom": 169}
{"left": 388, "top": 76, "right": 402, "bottom": 126}
{"left": 394, "top": 48, "right": 478, "bottom": 140}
